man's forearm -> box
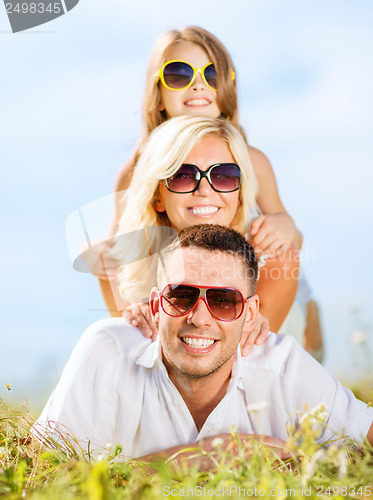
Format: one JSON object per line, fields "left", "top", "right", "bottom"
{"left": 137, "top": 433, "right": 289, "bottom": 471}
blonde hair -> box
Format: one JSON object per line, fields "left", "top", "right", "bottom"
{"left": 116, "top": 116, "right": 258, "bottom": 303}
{"left": 142, "top": 26, "right": 239, "bottom": 144}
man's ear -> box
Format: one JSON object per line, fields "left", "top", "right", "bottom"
{"left": 245, "top": 294, "right": 259, "bottom": 327}
{"left": 150, "top": 287, "right": 161, "bottom": 326}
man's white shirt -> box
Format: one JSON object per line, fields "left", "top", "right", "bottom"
{"left": 34, "top": 318, "right": 373, "bottom": 458}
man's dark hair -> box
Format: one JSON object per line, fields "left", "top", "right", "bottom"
{"left": 158, "top": 224, "right": 258, "bottom": 292}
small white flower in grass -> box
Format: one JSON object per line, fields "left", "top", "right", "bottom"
{"left": 106, "top": 442, "right": 113, "bottom": 449}
{"left": 211, "top": 438, "right": 224, "bottom": 448}
{"left": 303, "top": 448, "right": 326, "bottom": 482}
{"left": 247, "top": 401, "right": 268, "bottom": 412}
{"left": 96, "top": 454, "right": 104, "bottom": 462}
{"left": 288, "top": 403, "right": 329, "bottom": 447}
{"left": 298, "top": 403, "right": 328, "bottom": 425}
{"left": 336, "top": 448, "right": 348, "bottom": 478}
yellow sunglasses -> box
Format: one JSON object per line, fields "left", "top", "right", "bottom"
{"left": 158, "top": 60, "right": 235, "bottom": 92}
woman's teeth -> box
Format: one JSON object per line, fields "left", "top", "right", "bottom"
{"left": 182, "top": 337, "right": 215, "bottom": 348}
{"left": 189, "top": 206, "right": 219, "bottom": 215}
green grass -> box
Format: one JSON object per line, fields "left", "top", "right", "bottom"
{"left": 1, "top": 387, "right": 372, "bottom": 500}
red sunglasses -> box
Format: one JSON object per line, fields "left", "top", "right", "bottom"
{"left": 156, "top": 283, "right": 251, "bottom": 322}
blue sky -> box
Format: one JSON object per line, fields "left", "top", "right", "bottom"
{"left": 1, "top": 0, "right": 372, "bottom": 408}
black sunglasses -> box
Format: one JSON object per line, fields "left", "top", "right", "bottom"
{"left": 165, "top": 163, "right": 241, "bottom": 194}
{"left": 159, "top": 283, "right": 251, "bottom": 322}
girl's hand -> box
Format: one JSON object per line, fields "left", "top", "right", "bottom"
{"left": 250, "top": 212, "right": 296, "bottom": 256}
{"left": 240, "top": 312, "right": 269, "bottom": 357}
{"left": 122, "top": 302, "right": 158, "bottom": 341}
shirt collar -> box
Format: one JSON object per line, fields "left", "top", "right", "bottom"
{"left": 136, "top": 337, "right": 162, "bottom": 368}
{"left": 231, "top": 344, "right": 245, "bottom": 391}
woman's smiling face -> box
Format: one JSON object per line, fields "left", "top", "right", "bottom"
{"left": 155, "top": 135, "right": 240, "bottom": 231}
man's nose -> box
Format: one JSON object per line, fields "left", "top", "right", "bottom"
{"left": 187, "top": 297, "right": 213, "bottom": 327}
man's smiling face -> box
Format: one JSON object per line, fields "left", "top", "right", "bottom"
{"left": 152, "top": 246, "right": 257, "bottom": 381}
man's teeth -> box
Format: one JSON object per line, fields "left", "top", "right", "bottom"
{"left": 190, "top": 206, "right": 219, "bottom": 215}
{"left": 186, "top": 99, "right": 209, "bottom": 106}
{"left": 182, "top": 337, "right": 215, "bottom": 348}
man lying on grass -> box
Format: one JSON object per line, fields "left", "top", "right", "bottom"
{"left": 33, "top": 224, "right": 373, "bottom": 464}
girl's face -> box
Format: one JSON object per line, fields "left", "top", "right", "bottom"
{"left": 155, "top": 135, "right": 240, "bottom": 232}
{"left": 159, "top": 42, "right": 221, "bottom": 119}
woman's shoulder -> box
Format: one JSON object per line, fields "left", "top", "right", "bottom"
{"left": 247, "top": 145, "right": 273, "bottom": 176}
{"left": 246, "top": 146, "right": 279, "bottom": 202}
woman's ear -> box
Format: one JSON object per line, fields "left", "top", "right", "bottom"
{"left": 154, "top": 199, "right": 165, "bottom": 213}
{"left": 150, "top": 288, "right": 161, "bottom": 325}
{"left": 153, "top": 184, "right": 166, "bottom": 213}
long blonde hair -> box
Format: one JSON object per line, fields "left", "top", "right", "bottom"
{"left": 142, "top": 26, "right": 239, "bottom": 143}
{"left": 115, "top": 116, "right": 258, "bottom": 303}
